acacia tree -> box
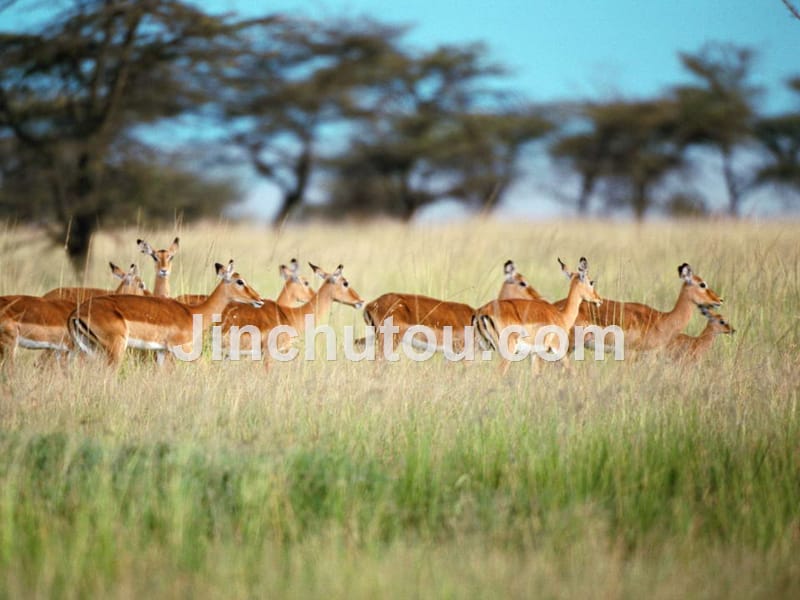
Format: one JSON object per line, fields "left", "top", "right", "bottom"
{"left": 222, "top": 17, "right": 406, "bottom": 226}
{"left": 0, "top": 0, "right": 261, "bottom": 271}
{"left": 754, "top": 77, "right": 800, "bottom": 196}
{"left": 325, "top": 43, "right": 552, "bottom": 220}
{"left": 548, "top": 99, "right": 684, "bottom": 219}
{"left": 673, "top": 43, "right": 760, "bottom": 216}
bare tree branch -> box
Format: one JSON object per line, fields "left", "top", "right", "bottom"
{"left": 782, "top": 0, "right": 800, "bottom": 20}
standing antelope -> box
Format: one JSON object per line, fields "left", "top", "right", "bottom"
{"left": 222, "top": 263, "right": 363, "bottom": 362}
{"left": 363, "top": 259, "right": 542, "bottom": 356}
{"left": 138, "top": 237, "right": 179, "bottom": 297}
{"left": 69, "top": 261, "right": 263, "bottom": 368}
{"left": 555, "top": 263, "right": 723, "bottom": 352}
{"left": 1, "top": 264, "right": 146, "bottom": 370}
{"left": 42, "top": 262, "right": 149, "bottom": 303}
{"left": 475, "top": 257, "right": 602, "bottom": 374}
{"left": 666, "top": 306, "right": 735, "bottom": 361}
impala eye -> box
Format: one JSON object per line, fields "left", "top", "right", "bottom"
{"left": 720, "top": 319, "right": 727, "bottom": 325}
{"left": 590, "top": 280, "right": 595, "bottom": 286}
{"left": 304, "top": 281, "right": 310, "bottom": 287}
{"left": 519, "top": 281, "right": 526, "bottom": 287}
{"left": 343, "top": 281, "right": 349, "bottom": 288}
{"left": 236, "top": 279, "right": 245, "bottom": 286}
{"left": 700, "top": 282, "right": 707, "bottom": 289}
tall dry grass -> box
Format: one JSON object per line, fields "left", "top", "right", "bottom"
{"left": 1, "top": 218, "right": 798, "bottom": 598}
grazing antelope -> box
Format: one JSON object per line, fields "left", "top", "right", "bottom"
{"left": 69, "top": 261, "right": 263, "bottom": 368}
{"left": 363, "top": 259, "right": 542, "bottom": 356}
{"left": 475, "top": 257, "right": 601, "bottom": 374}
{"left": 1, "top": 264, "right": 146, "bottom": 370}
{"left": 42, "top": 263, "right": 149, "bottom": 303}
{"left": 222, "top": 263, "right": 363, "bottom": 362}
{"left": 666, "top": 306, "right": 735, "bottom": 361}
{"left": 138, "top": 237, "right": 179, "bottom": 297}
{"left": 555, "top": 263, "right": 723, "bottom": 352}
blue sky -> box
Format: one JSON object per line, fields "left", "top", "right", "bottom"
{"left": 214, "top": 0, "right": 800, "bottom": 113}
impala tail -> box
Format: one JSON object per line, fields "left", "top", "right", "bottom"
{"left": 69, "top": 315, "right": 102, "bottom": 357}
{"left": 473, "top": 313, "right": 500, "bottom": 352}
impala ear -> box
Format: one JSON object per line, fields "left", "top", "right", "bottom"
{"left": 128, "top": 263, "right": 139, "bottom": 276}
{"left": 331, "top": 264, "right": 344, "bottom": 280}
{"left": 558, "top": 258, "right": 571, "bottom": 280}
{"left": 309, "top": 262, "right": 326, "bottom": 280}
{"left": 137, "top": 239, "right": 155, "bottom": 257}
{"left": 109, "top": 262, "right": 125, "bottom": 279}
{"left": 214, "top": 262, "right": 226, "bottom": 278}
{"left": 504, "top": 260, "right": 516, "bottom": 281}
{"left": 169, "top": 237, "right": 180, "bottom": 253}
{"left": 578, "top": 257, "right": 588, "bottom": 281}
{"left": 289, "top": 258, "right": 299, "bottom": 273}
{"left": 678, "top": 263, "right": 693, "bottom": 281}
{"left": 279, "top": 264, "right": 290, "bottom": 280}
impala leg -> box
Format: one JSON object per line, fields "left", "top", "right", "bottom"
{"left": 0, "top": 324, "right": 18, "bottom": 375}
{"left": 106, "top": 336, "right": 127, "bottom": 368}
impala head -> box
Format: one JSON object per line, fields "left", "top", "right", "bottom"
{"left": 279, "top": 258, "right": 314, "bottom": 304}
{"left": 109, "top": 262, "right": 147, "bottom": 295}
{"left": 559, "top": 256, "right": 602, "bottom": 306}
{"left": 309, "top": 262, "right": 364, "bottom": 309}
{"left": 214, "top": 260, "right": 264, "bottom": 308}
{"left": 678, "top": 263, "right": 723, "bottom": 307}
{"left": 500, "top": 259, "right": 542, "bottom": 300}
{"left": 138, "top": 237, "right": 179, "bottom": 278}
{"left": 699, "top": 306, "right": 736, "bottom": 335}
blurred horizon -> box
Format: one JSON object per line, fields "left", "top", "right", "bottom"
{"left": 1, "top": 0, "right": 799, "bottom": 235}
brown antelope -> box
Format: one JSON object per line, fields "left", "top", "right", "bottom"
{"left": 666, "top": 306, "right": 735, "bottom": 361}
{"left": 222, "top": 263, "right": 363, "bottom": 362}
{"left": 138, "top": 237, "right": 179, "bottom": 297}
{"left": 69, "top": 260, "right": 263, "bottom": 368}
{"left": 475, "top": 257, "right": 601, "bottom": 374}
{"left": 555, "top": 263, "right": 723, "bottom": 352}
{"left": 363, "top": 259, "right": 542, "bottom": 356}
{"left": 42, "top": 263, "right": 149, "bottom": 303}
{"left": 1, "top": 264, "right": 146, "bottom": 370}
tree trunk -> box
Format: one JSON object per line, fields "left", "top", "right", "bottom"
{"left": 721, "top": 148, "right": 741, "bottom": 217}
{"left": 271, "top": 143, "right": 312, "bottom": 227}
{"left": 577, "top": 172, "right": 596, "bottom": 215}
{"left": 632, "top": 181, "right": 648, "bottom": 221}
{"left": 63, "top": 151, "right": 100, "bottom": 275}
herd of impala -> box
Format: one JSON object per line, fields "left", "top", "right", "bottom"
{"left": 0, "top": 237, "right": 735, "bottom": 374}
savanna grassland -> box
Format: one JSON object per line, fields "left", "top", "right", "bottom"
{"left": 0, "top": 219, "right": 799, "bottom": 599}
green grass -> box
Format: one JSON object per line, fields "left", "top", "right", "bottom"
{"left": 1, "top": 219, "right": 799, "bottom": 598}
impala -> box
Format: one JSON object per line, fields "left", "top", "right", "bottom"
{"left": 1, "top": 264, "right": 146, "bottom": 370}
{"left": 363, "top": 259, "right": 542, "bottom": 356}
{"left": 554, "top": 263, "right": 723, "bottom": 352}
{"left": 222, "top": 263, "right": 363, "bottom": 361}
{"left": 138, "top": 237, "right": 179, "bottom": 297}
{"left": 666, "top": 306, "right": 735, "bottom": 361}
{"left": 42, "top": 262, "right": 149, "bottom": 303}
{"left": 69, "top": 260, "right": 263, "bottom": 367}
{"left": 475, "top": 257, "right": 601, "bottom": 374}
